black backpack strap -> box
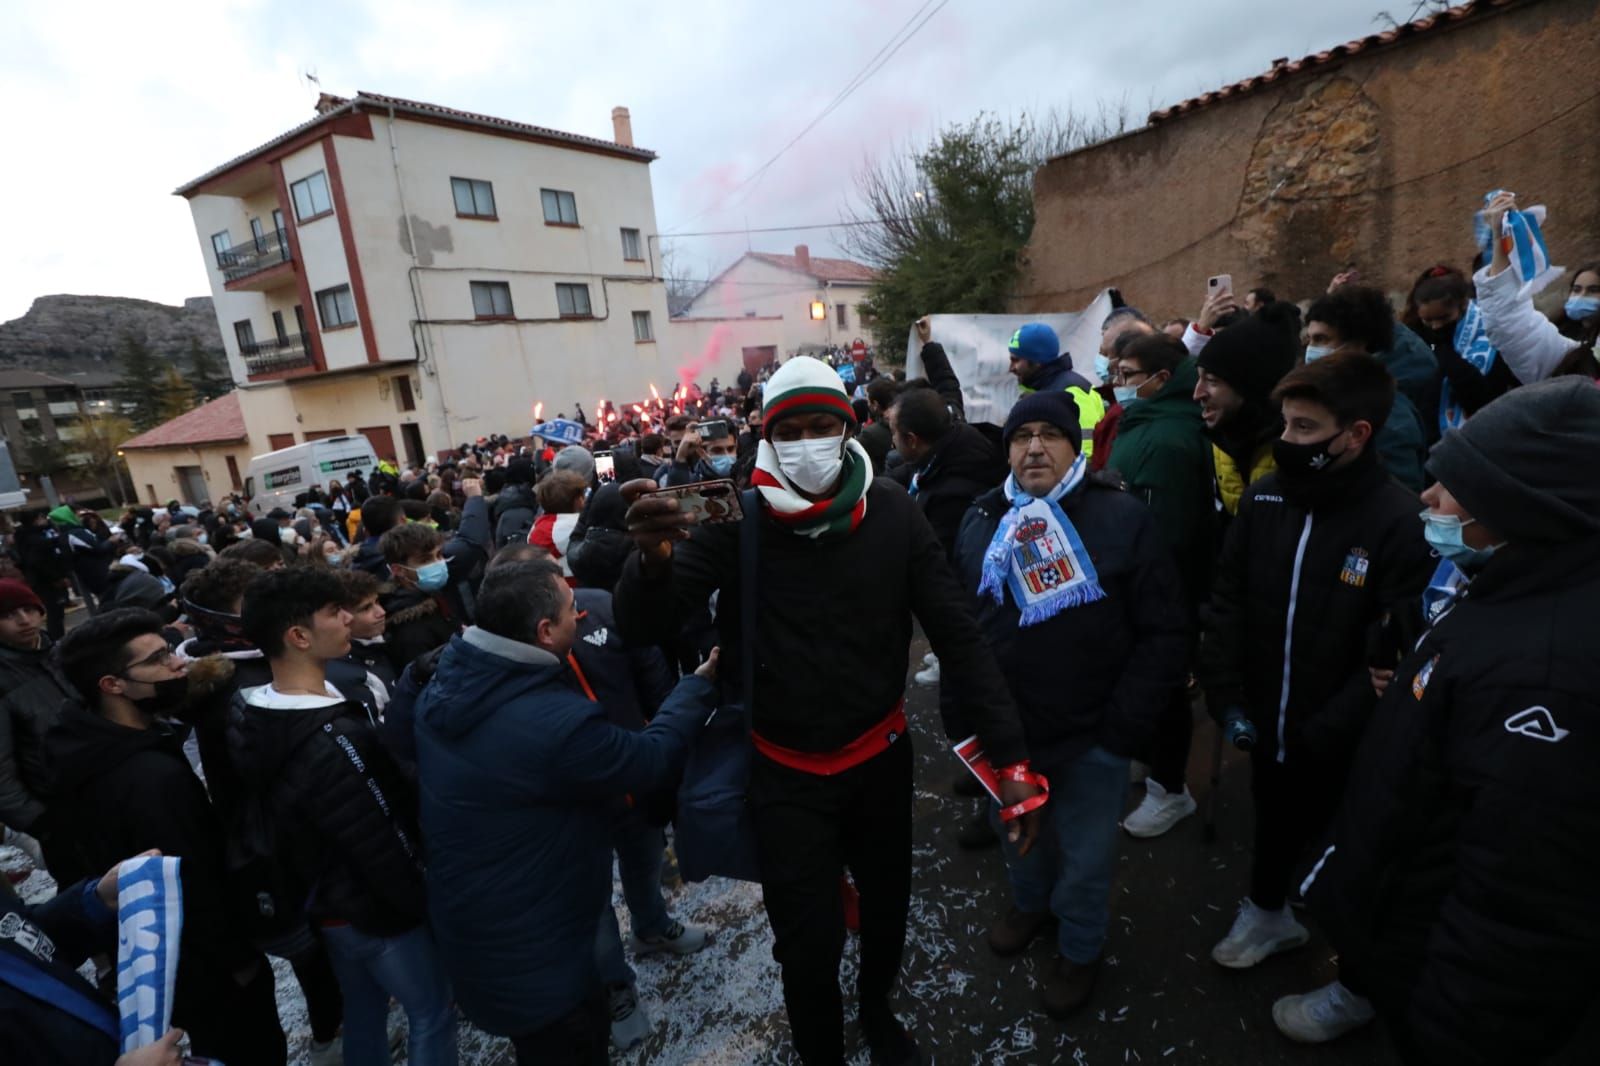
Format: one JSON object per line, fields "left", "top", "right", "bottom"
{"left": 739, "top": 489, "right": 760, "bottom": 732}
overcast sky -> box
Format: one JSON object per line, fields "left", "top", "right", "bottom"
{"left": 0, "top": 0, "right": 1415, "bottom": 323}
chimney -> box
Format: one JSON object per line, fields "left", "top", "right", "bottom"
{"left": 611, "top": 107, "right": 633, "bottom": 147}
{"left": 315, "top": 92, "right": 349, "bottom": 115}
{"left": 795, "top": 244, "right": 813, "bottom": 275}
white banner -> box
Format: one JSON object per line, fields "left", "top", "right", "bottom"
{"left": 903, "top": 291, "right": 1116, "bottom": 426}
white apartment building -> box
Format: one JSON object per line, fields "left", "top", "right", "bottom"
{"left": 668, "top": 245, "right": 877, "bottom": 381}
{"left": 176, "top": 92, "right": 674, "bottom": 464}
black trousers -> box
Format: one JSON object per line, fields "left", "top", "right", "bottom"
{"left": 290, "top": 936, "right": 345, "bottom": 1045}
{"left": 510, "top": 988, "right": 608, "bottom": 1066}
{"left": 1249, "top": 752, "right": 1345, "bottom": 911}
{"left": 1147, "top": 687, "right": 1194, "bottom": 792}
{"left": 174, "top": 954, "right": 286, "bottom": 1066}
{"left": 749, "top": 737, "right": 913, "bottom": 1066}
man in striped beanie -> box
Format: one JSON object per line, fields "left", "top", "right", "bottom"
{"left": 616, "top": 356, "right": 1041, "bottom": 1065}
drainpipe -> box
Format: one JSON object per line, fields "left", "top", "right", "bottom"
{"left": 385, "top": 106, "right": 452, "bottom": 449}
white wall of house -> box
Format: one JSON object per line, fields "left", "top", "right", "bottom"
{"left": 122, "top": 443, "right": 253, "bottom": 507}
{"left": 680, "top": 255, "right": 872, "bottom": 357}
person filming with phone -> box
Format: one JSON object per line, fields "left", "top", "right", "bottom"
{"left": 615, "top": 356, "right": 1040, "bottom": 1066}
{"left": 661, "top": 421, "right": 740, "bottom": 487}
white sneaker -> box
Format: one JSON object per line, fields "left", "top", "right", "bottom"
{"left": 308, "top": 1038, "right": 342, "bottom": 1066}
{"left": 609, "top": 982, "right": 651, "bottom": 1050}
{"left": 923, "top": 651, "right": 937, "bottom": 666}
{"left": 1273, "top": 981, "right": 1376, "bottom": 1043}
{"left": 1121, "top": 779, "right": 1196, "bottom": 838}
{"left": 914, "top": 660, "right": 940, "bottom": 686}
{"left": 629, "top": 919, "right": 709, "bottom": 956}
{"left": 1211, "top": 898, "right": 1309, "bottom": 969}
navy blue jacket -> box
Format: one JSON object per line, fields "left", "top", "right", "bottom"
{"left": 1022, "top": 357, "right": 1093, "bottom": 395}
{"left": 413, "top": 626, "right": 713, "bottom": 1036}
{"left": 949, "top": 476, "right": 1188, "bottom": 764}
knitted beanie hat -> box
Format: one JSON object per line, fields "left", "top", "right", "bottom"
{"left": 1195, "top": 318, "right": 1299, "bottom": 407}
{"left": 0, "top": 579, "right": 44, "bottom": 616}
{"left": 1007, "top": 323, "right": 1062, "bottom": 364}
{"left": 1427, "top": 376, "right": 1600, "bottom": 544}
{"left": 762, "top": 357, "right": 857, "bottom": 439}
{"left": 1002, "top": 391, "right": 1083, "bottom": 453}
{"left": 553, "top": 445, "right": 596, "bottom": 482}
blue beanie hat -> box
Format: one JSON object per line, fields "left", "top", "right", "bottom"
{"left": 1007, "top": 323, "right": 1061, "bottom": 364}
{"left": 1002, "top": 391, "right": 1082, "bottom": 453}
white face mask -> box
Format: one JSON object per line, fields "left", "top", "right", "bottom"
{"left": 773, "top": 435, "right": 846, "bottom": 495}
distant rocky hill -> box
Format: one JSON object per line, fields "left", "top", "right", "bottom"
{"left": 0, "top": 294, "right": 223, "bottom": 375}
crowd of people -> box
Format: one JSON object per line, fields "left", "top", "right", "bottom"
{"left": 1, "top": 188, "right": 1597, "bottom": 1066}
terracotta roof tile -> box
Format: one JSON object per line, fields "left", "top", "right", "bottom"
{"left": 121, "top": 392, "right": 247, "bottom": 450}
{"left": 1147, "top": 0, "right": 1518, "bottom": 124}
{"left": 745, "top": 252, "right": 877, "bottom": 284}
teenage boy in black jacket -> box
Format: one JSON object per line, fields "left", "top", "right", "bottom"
{"left": 1198, "top": 353, "right": 1432, "bottom": 974}
{"left": 233, "top": 567, "right": 457, "bottom": 1066}
{"left": 49, "top": 608, "right": 284, "bottom": 1066}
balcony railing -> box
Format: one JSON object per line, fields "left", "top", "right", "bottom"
{"left": 217, "top": 228, "right": 292, "bottom": 282}
{"left": 241, "top": 333, "right": 315, "bottom": 375}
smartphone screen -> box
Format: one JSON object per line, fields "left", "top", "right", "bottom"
{"left": 644, "top": 478, "right": 743, "bottom": 525}
{"left": 594, "top": 452, "right": 616, "bottom": 484}
{"left": 694, "top": 420, "right": 731, "bottom": 441}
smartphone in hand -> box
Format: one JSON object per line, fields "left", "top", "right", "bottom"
{"left": 1207, "top": 274, "right": 1234, "bottom": 300}
{"left": 642, "top": 479, "right": 743, "bottom": 525}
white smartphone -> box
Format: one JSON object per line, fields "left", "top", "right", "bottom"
{"left": 1207, "top": 274, "right": 1234, "bottom": 300}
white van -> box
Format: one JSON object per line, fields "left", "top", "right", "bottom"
{"left": 245, "top": 436, "right": 381, "bottom": 516}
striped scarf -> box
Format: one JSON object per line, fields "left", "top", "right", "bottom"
{"left": 979, "top": 455, "right": 1105, "bottom": 625}
{"left": 751, "top": 438, "right": 871, "bottom": 539}
{"left": 117, "top": 855, "right": 183, "bottom": 1053}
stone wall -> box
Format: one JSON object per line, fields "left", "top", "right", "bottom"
{"left": 1015, "top": 0, "right": 1600, "bottom": 322}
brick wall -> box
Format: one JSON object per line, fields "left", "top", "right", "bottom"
{"left": 1014, "top": 0, "right": 1600, "bottom": 323}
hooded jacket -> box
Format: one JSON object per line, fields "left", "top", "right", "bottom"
{"left": 1104, "top": 358, "right": 1217, "bottom": 609}
{"left": 491, "top": 482, "right": 538, "bottom": 547}
{"left": 412, "top": 626, "right": 713, "bottom": 1035}
{"left": 380, "top": 586, "right": 460, "bottom": 676}
{"left": 228, "top": 684, "right": 426, "bottom": 937}
{"left": 43, "top": 702, "right": 260, "bottom": 980}
{"left": 950, "top": 475, "right": 1187, "bottom": 764}
{"left": 0, "top": 636, "right": 76, "bottom": 835}
{"left": 1375, "top": 392, "right": 1428, "bottom": 493}
{"left": 1307, "top": 537, "right": 1600, "bottom": 1065}
{"left": 565, "top": 483, "right": 633, "bottom": 592}
{"left": 1197, "top": 450, "right": 1434, "bottom": 766}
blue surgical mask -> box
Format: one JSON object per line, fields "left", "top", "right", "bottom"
{"left": 1564, "top": 295, "right": 1600, "bottom": 322}
{"left": 1113, "top": 385, "right": 1141, "bottom": 407}
{"left": 1093, "top": 354, "right": 1111, "bottom": 382}
{"left": 707, "top": 453, "right": 735, "bottom": 476}
{"left": 327, "top": 553, "right": 344, "bottom": 566}
{"left": 413, "top": 559, "right": 450, "bottom": 592}
{"left": 1420, "top": 510, "right": 1500, "bottom": 570}
{"left": 1304, "top": 345, "right": 1335, "bottom": 363}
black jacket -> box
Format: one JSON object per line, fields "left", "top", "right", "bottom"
{"left": 566, "top": 483, "right": 633, "bottom": 592}
{"left": 891, "top": 423, "right": 1006, "bottom": 565}
{"left": 615, "top": 478, "right": 1029, "bottom": 764}
{"left": 0, "top": 876, "right": 119, "bottom": 1065}
{"left": 0, "top": 636, "right": 76, "bottom": 836}
{"left": 13, "top": 524, "right": 73, "bottom": 586}
{"left": 380, "top": 587, "right": 460, "bottom": 676}
{"left": 350, "top": 536, "right": 389, "bottom": 579}
{"left": 1198, "top": 451, "right": 1434, "bottom": 765}
{"left": 1307, "top": 537, "right": 1600, "bottom": 1066}
{"left": 229, "top": 687, "right": 426, "bottom": 937}
{"left": 492, "top": 483, "right": 538, "bottom": 547}
{"left": 43, "top": 703, "right": 261, "bottom": 979}
{"left": 950, "top": 476, "right": 1188, "bottom": 764}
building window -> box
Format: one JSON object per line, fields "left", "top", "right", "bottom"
{"left": 555, "top": 283, "right": 592, "bottom": 318}
{"left": 272, "top": 208, "right": 286, "bottom": 234}
{"left": 395, "top": 375, "right": 416, "bottom": 412}
{"left": 291, "top": 171, "right": 333, "bottom": 221}
{"left": 249, "top": 217, "right": 265, "bottom": 245}
{"left": 12, "top": 392, "right": 37, "bottom": 417}
{"left": 451, "top": 177, "right": 497, "bottom": 219}
{"left": 234, "top": 320, "right": 256, "bottom": 351}
{"left": 470, "top": 281, "right": 515, "bottom": 319}
{"left": 210, "top": 231, "right": 231, "bottom": 263}
{"left": 271, "top": 310, "right": 288, "bottom": 343}
{"left": 835, "top": 303, "right": 848, "bottom": 328}
{"left": 541, "top": 189, "right": 579, "bottom": 226}
{"left": 621, "top": 228, "right": 643, "bottom": 261}
{"left": 632, "top": 310, "right": 654, "bottom": 342}
{"left": 316, "top": 285, "right": 357, "bottom": 328}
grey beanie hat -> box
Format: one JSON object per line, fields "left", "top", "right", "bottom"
{"left": 552, "top": 445, "right": 595, "bottom": 482}
{"left": 1426, "top": 376, "right": 1600, "bottom": 544}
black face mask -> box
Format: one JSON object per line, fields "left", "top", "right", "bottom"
{"left": 1272, "top": 431, "right": 1345, "bottom": 479}
{"left": 121, "top": 675, "right": 190, "bottom": 716}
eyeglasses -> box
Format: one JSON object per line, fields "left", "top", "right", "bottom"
{"left": 1108, "top": 368, "right": 1154, "bottom": 386}
{"left": 1009, "top": 427, "right": 1071, "bottom": 448}
{"left": 126, "top": 646, "right": 179, "bottom": 671}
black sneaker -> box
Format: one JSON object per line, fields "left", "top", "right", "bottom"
{"left": 860, "top": 1003, "right": 923, "bottom": 1066}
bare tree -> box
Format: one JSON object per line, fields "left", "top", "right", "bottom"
{"left": 659, "top": 241, "right": 707, "bottom": 317}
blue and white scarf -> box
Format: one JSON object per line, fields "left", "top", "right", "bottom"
{"left": 116, "top": 855, "right": 183, "bottom": 1053}
{"left": 1421, "top": 558, "right": 1470, "bottom": 630}
{"left": 1474, "top": 189, "right": 1563, "bottom": 297}
{"left": 979, "top": 455, "right": 1105, "bottom": 626}
{"left": 1439, "top": 300, "right": 1499, "bottom": 434}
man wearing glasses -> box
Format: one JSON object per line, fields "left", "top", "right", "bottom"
{"left": 49, "top": 608, "right": 286, "bottom": 1065}
{"left": 1102, "top": 332, "right": 1218, "bottom": 840}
